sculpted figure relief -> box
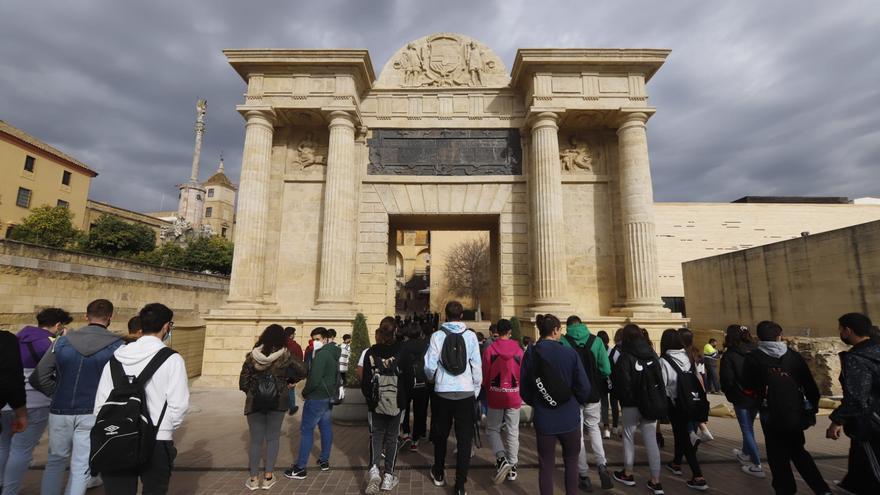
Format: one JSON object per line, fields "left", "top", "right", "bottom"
{"left": 389, "top": 34, "right": 502, "bottom": 88}
{"left": 293, "top": 132, "right": 325, "bottom": 169}
{"left": 560, "top": 137, "right": 592, "bottom": 172}
{"left": 465, "top": 41, "right": 484, "bottom": 86}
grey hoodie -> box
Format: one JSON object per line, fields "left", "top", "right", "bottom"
{"left": 660, "top": 349, "right": 690, "bottom": 400}
{"left": 757, "top": 341, "right": 788, "bottom": 359}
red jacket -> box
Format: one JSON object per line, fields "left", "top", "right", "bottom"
{"left": 286, "top": 339, "right": 304, "bottom": 361}
{"left": 482, "top": 338, "right": 524, "bottom": 409}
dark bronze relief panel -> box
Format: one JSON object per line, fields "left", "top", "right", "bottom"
{"left": 367, "top": 129, "right": 522, "bottom": 176}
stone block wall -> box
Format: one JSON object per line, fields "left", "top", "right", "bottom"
{"left": 0, "top": 240, "right": 228, "bottom": 377}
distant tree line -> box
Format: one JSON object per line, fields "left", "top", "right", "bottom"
{"left": 7, "top": 205, "right": 233, "bottom": 275}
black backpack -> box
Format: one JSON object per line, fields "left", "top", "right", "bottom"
{"left": 412, "top": 348, "right": 428, "bottom": 390}
{"left": 754, "top": 351, "right": 815, "bottom": 431}
{"left": 89, "top": 347, "right": 176, "bottom": 475}
{"left": 663, "top": 355, "right": 709, "bottom": 423}
{"left": 439, "top": 329, "right": 468, "bottom": 376}
{"left": 530, "top": 346, "right": 572, "bottom": 409}
{"left": 252, "top": 368, "right": 281, "bottom": 413}
{"left": 369, "top": 354, "right": 401, "bottom": 416}
{"left": 614, "top": 350, "right": 668, "bottom": 421}
{"left": 564, "top": 334, "right": 601, "bottom": 403}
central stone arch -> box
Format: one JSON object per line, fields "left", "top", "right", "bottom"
{"left": 198, "top": 34, "right": 684, "bottom": 386}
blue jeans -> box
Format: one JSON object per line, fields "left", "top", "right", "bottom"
{"left": 296, "top": 399, "right": 332, "bottom": 469}
{"left": 41, "top": 413, "right": 95, "bottom": 495}
{"left": 1, "top": 407, "right": 50, "bottom": 494}
{"left": 735, "top": 406, "right": 761, "bottom": 465}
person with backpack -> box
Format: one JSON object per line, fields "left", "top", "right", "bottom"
{"left": 482, "top": 318, "right": 524, "bottom": 484}
{"left": 30, "top": 299, "right": 124, "bottom": 495}
{"left": 560, "top": 315, "right": 613, "bottom": 491}
{"left": 284, "top": 327, "right": 340, "bottom": 480}
{"left": 0, "top": 308, "right": 71, "bottom": 494}
{"left": 720, "top": 324, "right": 765, "bottom": 478}
{"left": 424, "top": 301, "right": 482, "bottom": 495}
{"left": 239, "top": 324, "right": 307, "bottom": 491}
{"left": 827, "top": 313, "right": 880, "bottom": 494}
{"left": 659, "top": 329, "right": 709, "bottom": 491}
{"left": 743, "top": 321, "right": 831, "bottom": 495}
{"left": 361, "top": 322, "right": 413, "bottom": 494}
{"left": 399, "top": 323, "right": 430, "bottom": 452}
{"left": 610, "top": 324, "right": 666, "bottom": 495}
{"left": 322, "top": 329, "right": 345, "bottom": 407}
{"left": 91, "top": 303, "right": 189, "bottom": 495}
{"left": 520, "top": 314, "right": 590, "bottom": 495}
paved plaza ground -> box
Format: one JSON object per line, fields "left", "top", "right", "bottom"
{"left": 21, "top": 388, "right": 850, "bottom": 494}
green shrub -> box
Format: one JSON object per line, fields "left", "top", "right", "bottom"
{"left": 510, "top": 316, "right": 523, "bottom": 345}
{"left": 346, "top": 313, "right": 371, "bottom": 387}
{"left": 8, "top": 206, "right": 81, "bottom": 248}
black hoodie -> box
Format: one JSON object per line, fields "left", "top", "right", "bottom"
{"left": 611, "top": 339, "right": 659, "bottom": 407}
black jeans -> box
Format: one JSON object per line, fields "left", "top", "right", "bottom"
{"left": 368, "top": 411, "right": 402, "bottom": 474}
{"left": 839, "top": 438, "right": 880, "bottom": 494}
{"left": 760, "top": 417, "right": 829, "bottom": 495}
{"left": 430, "top": 393, "right": 475, "bottom": 489}
{"left": 102, "top": 440, "right": 177, "bottom": 495}
{"left": 670, "top": 405, "right": 702, "bottom": 478}
{"left": 537, "top": 429, "right": 580, "bottom": 495}
{"left": 401, "top": 387, "right": 430, "bottom": 441}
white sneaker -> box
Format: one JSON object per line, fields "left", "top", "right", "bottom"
{"left": 603, "top": 428, "right": 611, "bottom": 439}
{"left": 366, "top": 466, "right": 381, "bottom": 494}
{"left": 732, "top": 448, "right": 751, "bottom": 465}
{"left": 380, "top": 473, "right": 399, "bottom": 491}
{"left": 742, "top": 464, "right": 765, "bottom": 478}
{"left": 86, "top": 475, "right": 103, "bottom": 488}
{"left": 698, "top": 428, "right": 714, "bottom": 442}
{"left": 689, "top": 431, "right": 700, "bottom": 446}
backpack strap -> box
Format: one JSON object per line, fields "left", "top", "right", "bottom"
{"left": 585, "top": 334, "right": 596, "bottom": 350}
{"left": 23, "top": 341, "right": 41, "bottom": 365}
{"left": 109, "top": 356, "right": 128, "bottom": 389}
{"left": 662, "top": 354, "right": 685, "bottom": 375}
{"left": 136, "top": 347, "right": 178, "bottom": 385}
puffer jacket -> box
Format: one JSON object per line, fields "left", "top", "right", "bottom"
{"left": 830, "top": 339, "right": 880, "bottom": 438}
{"left": 239, "top": 348, "right": 304, "bottom": 414}
{"left": 720, "top": 343, "right": 758, "bottom": 408}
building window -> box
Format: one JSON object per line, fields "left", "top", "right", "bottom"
{"left": 207, "top": 188, "right": 214, "bottom": 198}
{"left": 221, "top": 227, "right": 227, "bottom": 237}
{"left": 5, "top": 226, "right": 16, "bottom": 238}
{"left": 62, "top": 171, "right": 72, "bottom": 186}
{"left": 205, "top": 207, "right": 213, "bottom": 218}
{"left": 24, "top": 156, "right": 35, "bottom": 172}
{"left": 16, "top": 187, "right": 32, "bottom": 208}
{"left": 662, "top": 297, "right": 686, "bottom": 317}
{"left": 196, "top": 194, "right": 202, "bottom": 201}
{"left": 57, "top": 199, "right": 69, "bottom": 208}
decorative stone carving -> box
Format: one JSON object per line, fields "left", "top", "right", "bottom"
{"left": 377, "top": 33, "right": 509, "bottom": 89}
{"left": 292, "top": 132, "right": 325, "bottom": 169}
{"left": 161, "top": 216, "right": 215, "bottom": 243}
{"left": 559, "top": 136, "right": 592, "bottom": 172}
{"left": 367, "top": 128, "right": 522, "bottom": 176}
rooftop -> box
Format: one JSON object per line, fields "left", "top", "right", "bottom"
{"left": 0, "top": 120, "right": 98, "bottom": 177}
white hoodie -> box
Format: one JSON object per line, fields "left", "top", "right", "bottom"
{"left": 93, "top": 336, "right": 190, "bottom": 441}
{"left": 660, "top": 349, "right": 692, "bottom": 401}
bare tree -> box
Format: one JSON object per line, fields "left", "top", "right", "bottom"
{"left": 444, "top": 238, "right": 490, "bottom": 321}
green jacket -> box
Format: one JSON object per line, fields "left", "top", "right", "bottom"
{"left": 561, "top": 323, "right": 611, "bottom": 376}
{"left": 301, "top": 343, "right": 341, "bottom": 400}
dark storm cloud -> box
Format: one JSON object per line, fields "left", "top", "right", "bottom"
{"left": 0, "top": 0, "right": 876, "bottom": 212}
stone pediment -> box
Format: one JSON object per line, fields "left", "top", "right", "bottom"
{"left": 376, "top": 33, "right": 509, "bottom": 89}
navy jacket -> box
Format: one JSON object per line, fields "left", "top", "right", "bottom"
{"left": 520, "top": 339, "right": 590, "bottom": 435}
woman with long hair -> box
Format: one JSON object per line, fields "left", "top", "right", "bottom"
{"left": 239, "top": 324, "right": 306, "bottom": 490}
{"left": 659, "top": 329, "right": 709, "bottom": 491}
{"left": 720, "top": 324, "right": 765, "bottom": 478}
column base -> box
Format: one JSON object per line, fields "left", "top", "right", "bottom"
{"left": 524, "top": 300, "right": 571, "bottom": 319}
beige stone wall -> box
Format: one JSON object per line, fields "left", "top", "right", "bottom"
{"left": 656, "top": 203, "right": 880, "bottom": 298}
{"left": 683, "top": 220, "right": 880, "bottom": 338}
{"left": 83, "top": 200, "right": 170, "bottom": 244}
{"left": 429, "top": 230, "right": 490, "bottom": 314}
{"left": 0, "top": 240, "right": 228, "bottom": 376}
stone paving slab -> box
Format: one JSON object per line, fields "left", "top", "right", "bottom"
{"left": 19, "top": 389, "right": 850, "bottom": 494}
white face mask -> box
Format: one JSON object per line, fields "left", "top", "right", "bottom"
{"left": 312, "top": 340, "right": 324, "bottom": 351}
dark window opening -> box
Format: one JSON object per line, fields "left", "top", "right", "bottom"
{"left": 16, "top": 187, "right": 32, "bottom": 208}
{"left": 662, "top": 297, "right": 686, "bottom": 317}
{"left": 205, "top": 207, "right": 212, "bottom": 218}
{"left": 57, "top": 199, "right": 69, "bottom": 208}
{"left": 62, "top": 170, "right": 72, "bottom": 185}
{"left": 207, "top": 188, "right": 214, "bottom": 198}
{"left": 24, "top": 156, "right": 35, "bottom": 172}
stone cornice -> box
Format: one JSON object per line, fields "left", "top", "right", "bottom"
{"left": 511, "top": 48, "right": 671, "bottom": 87}
{"left": 224, "top": 49, "right": 375, "bottom": 92}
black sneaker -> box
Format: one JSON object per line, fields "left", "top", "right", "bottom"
{"left": 686, "top": 478, "right": 708, "bottom": 491}
{"left": 493, "top": 457, "right": 512, "bottom": 485}
{"left": 664, "top": 462, "right": 683, "bottom": 476}
{"left": 613, "top": 471, "right": 635, "bottom": 487}
{"left": 579, "top": 475, "right": 593, "bottom": 492}
{"left": 398, "top": 436, "right": 412, "bottom": 452}
{"left": 598, "top": 465, "right": 613, "bottom": 490}
{"left": 506, "top": 465, "right": 517, "bottom": 482}
{"left": 430, "top": 465, "right": 445, "bottom": 487}
{"left": 647, "top": 481, "right": 665, "bottom": 495}
{"left": 453, "top": 488, "right": 466, "bottom": 495}
{"left": 283, "top": 466, "right": 307, "bottom": 479}
{"left": 319, "top": 460, "right": 330, "bottom": 471}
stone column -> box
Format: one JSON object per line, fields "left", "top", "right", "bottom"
{"left": 227, "top": 108, "right": 275, "bottom": 304}
{"left": 616, "top": 112, "right": 666, "bottom": 312}
{"left": 529, "top": 112, "right": 569, "bottom": 310}
{"left": 316, "top": 111, "right": 359, "bottom": 309}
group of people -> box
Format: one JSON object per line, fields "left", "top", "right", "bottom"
{"left": 0, "top": 299, "right": 189, "bottom": 495}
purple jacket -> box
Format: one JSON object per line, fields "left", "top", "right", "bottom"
{"left": 17, "top": 326, "right": 54, "bottom": 368}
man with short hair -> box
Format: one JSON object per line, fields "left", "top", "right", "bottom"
{"left": 33, "top": 299, "right": 124, "bottom": 495}
{"left": 127, "top": 316, "right": 142, "bottom": 339}
{"left": 424, "top": 301, "right": 482, "bottom": 495}
{"left": 743, "top": 321, "right": 831, "bottom": 495}
{"left": 94, "top": 303, "right": 190, "bottom": 494}
{"left": 827, "top": 312, "right": 880, "bottom": 493}
{"left": 0, "top": 308, "right": 72, "bottom": 493}
{"left": 284, "top": 327, "right": 340, "bottom": 480}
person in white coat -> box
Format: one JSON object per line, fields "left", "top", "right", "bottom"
{"left": 93, "top": 303, "right": 189, "bottom": 495}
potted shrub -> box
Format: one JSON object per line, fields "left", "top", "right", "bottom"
{"left": 331, "top": 313, "right": 371, "bottom": 424}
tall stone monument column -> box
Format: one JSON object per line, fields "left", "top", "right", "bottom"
{"left": 227, "top": 108, "right": 275, "bottom": 304}
{"left": 528, "top": 112, "right": 569, "bottom": 312}
{"left": 316, "top": 110, "right": 359, "bottom": 310}
{"left": 616, "top": 111, "right": 666, "bottom": 313}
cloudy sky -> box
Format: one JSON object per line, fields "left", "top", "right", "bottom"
{"left": 1, "top": 0, "right": 877, "bottom": 212}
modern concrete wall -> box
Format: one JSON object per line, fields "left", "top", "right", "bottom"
{"left": 683, "top": 220, "right": 880, "bottom": 338}
{"left": 0, "top": 240, "right": 228, "bottom": 377}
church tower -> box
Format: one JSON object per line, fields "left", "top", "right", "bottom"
{"left": 201, "top": 155, "right": 237, "bottom": 240}
{"left": 177, "top": 98, "right": 208, "bottom": 227}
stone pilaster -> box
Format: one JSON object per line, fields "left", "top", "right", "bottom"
{"left": 615, "top": 112, "right": 667, "bottom": 313}
{"left": 316, "top": 110, "right": 359, "bottom": 310}
{"left": 528, "top": 112, "right": 569, "bottom": 312}
{"left": 227, "top": 108, "right": 275, "bottom": 304}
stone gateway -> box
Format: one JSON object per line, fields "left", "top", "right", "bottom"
{"left": 198, "top": 33, "right": 684, "bottom": 386}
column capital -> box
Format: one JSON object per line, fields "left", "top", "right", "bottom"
{"left": 530, "top": 111, "right": 560, "bottom": 132}
{"left": 327, "top": 110, "right": 357, "bottom": 130}
{"left": 616, "top": 111, "right": 651, "bottom": 133}
{"left": 238, "top": 106, "right": 276, "bottom": 129}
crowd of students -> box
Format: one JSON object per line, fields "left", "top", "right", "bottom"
{"left": 1, "top": 300, "right": 878, "bottom": 495}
